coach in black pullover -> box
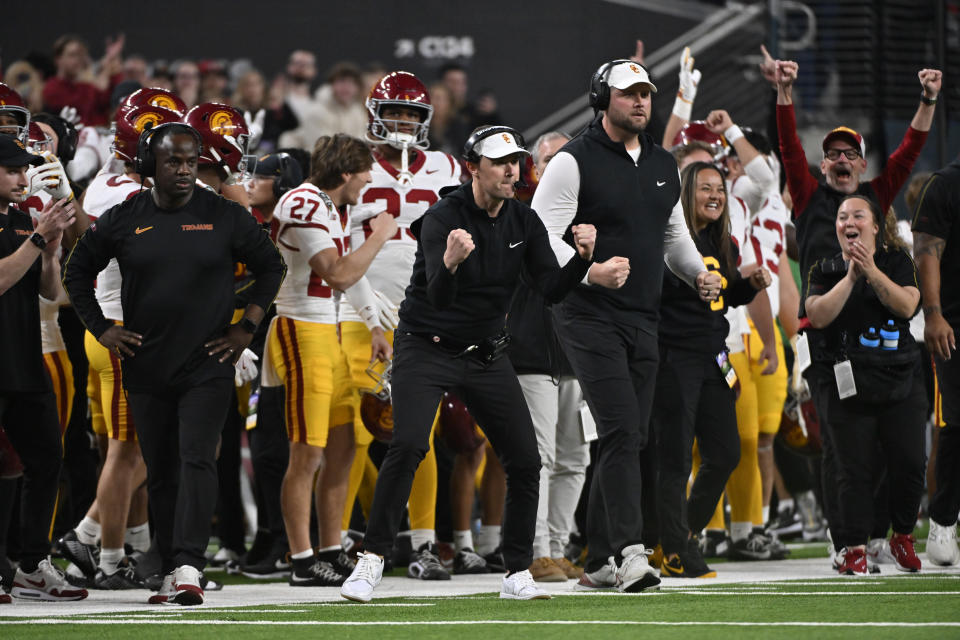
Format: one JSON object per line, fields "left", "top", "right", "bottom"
{"left": 63, "top": 125, "right": 284, "bottom": 602}
{"left": 343, "top": 126, "right": 624, "bottom": 603}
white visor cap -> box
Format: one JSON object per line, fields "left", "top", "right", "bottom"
{"left": 475, "top": 131, "right": 529, "bottom": 159}
{"left": 607, "top": 61, "right": 658, "bottom": 93}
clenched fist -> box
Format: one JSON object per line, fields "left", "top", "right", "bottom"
{"left": 705, "top": 109, "right": 734, "bottom": 135}
{"left": 588, "top": 256, "right": 630, "bottom": 289}
{"left": 571, "top": 224, "right": 596, "bottom": 261}
{"left": 444, "top": 228, "right": 475, "bottom": 272}
{"left": 369, "top": 211, "right": 399, "bottom": 240}
{"left": 696, "top": 270, "right": 722, "bottom": 302}
{"left": 749, "top": 267, "right": 772, "bottom": 290}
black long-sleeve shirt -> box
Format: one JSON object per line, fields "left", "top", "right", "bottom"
{"left": 659, "top": 228, "right": 758, "bottom": 353}
{"left": 63, "top": 187, "right": 285, "bottom": 392}
{"left": 398, "top": 181, "right": 591, "bottom": 344}
{"left": 0, "top": 206, "right": 48, "bottom": 393}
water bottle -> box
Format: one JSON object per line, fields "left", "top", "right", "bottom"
{"left": 859, "top": 327, "right": 880, "bottom": 348}
{"left": 880, "top": 320, "right": 899, "bottom": 351}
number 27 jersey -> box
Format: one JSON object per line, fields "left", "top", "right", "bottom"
{"left": 273, "top": 183, "right": 346, "bottom": 324}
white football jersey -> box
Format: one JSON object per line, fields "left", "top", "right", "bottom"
{"left": 84, "top": 168, "right": 145, "bottom": 321}
{"left": 273, "top": 183, "right": 346, "bottom": 324}
{"left": 748, "top": 193, "right": 788, "bottom": 317}
{"left": 21, "top": 191, "right": 65, "bottom": 353}
{"left": 339, "top": 149, "right": 460, "bottom": 323}
{"left": 725, "top": 194, "right": 753, "bottom": 353}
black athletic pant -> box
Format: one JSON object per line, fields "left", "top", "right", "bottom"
{"left": 128, "top": 376, "right": 233, "bottom": 573}
{"left": 248, "top": 385, "right": 288, "bottom": 537}
{"left": 806, "top": 369, "right": 845, "bottom": 552}
{"left": 653, "top": 346, "right": 740, "bottom": 555}
{"left": 931, "top": 353, "right": 960, "bottom": 527}
{"left": 825, "top": 373, "right": 927, "bottom": 547}
{"left": 363, "top": 332, "right": 541, "bottom": 572}
{"left": 216, "top": 390, "right": 246, "bottom": 553}
{"left": 0, "top": 391, "right": 62, "bottom": 570}
{"left": 554, "top": 306, "right": 658, "bottom": 570}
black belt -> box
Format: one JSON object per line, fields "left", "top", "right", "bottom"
{"left": 403, "top": 330, "right": 511, "bottom": 363}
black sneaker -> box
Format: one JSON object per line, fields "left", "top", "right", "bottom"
{"left": 700, "top": 530, "right": 730, "bottom": 559}
{"left": 289, "top": 559, "right": 346, "bottom": 587}
{"left": 407, "top": 543, "right": 451, "bottom": 580}
{"left": 680, "top": 536, "right": 717, "bottom": 578}
{"left": 730, "top": 532, "right": 773, "bottom": 560}
{"left": 94, "top": 558, "right": 145, "bottom": 590}
{"left": 56, "top": 530, "right": 99, "bottom": 578}
{"left": 453, "top": 548, "right": 489, "bottom": 574}
{"left": 241, "top": 539, "right": 291, "bottom": 579}
{"left": 659, "top": 554, "right": 684, "bottom": 577}
{"left": 760, "top": 530, "right": 791, "bottom": 560}
{"left": 483, "top": 546, "right": 506, "bottom": 573}
{"left": 330, "top": 550, "right": 356, "bottom": 576}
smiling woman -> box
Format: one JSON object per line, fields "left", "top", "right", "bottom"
{"left": 802, "top": 194, "right": 926, "bottom": 576}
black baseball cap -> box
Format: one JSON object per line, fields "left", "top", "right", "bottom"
{"left": 254, "top": 152, "right": 303, "bottom": 183}
{"left": 0, "top": 134, "right": 44, "bottom": 167}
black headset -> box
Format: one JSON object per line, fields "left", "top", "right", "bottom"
{"left": 134, "top": 122, "right": 203, "bottom": 178}
{"left": 588, "top": 59, "right": 651, "bottom": 111}
{"left": 462, "top": 125, "right": 526, "bottom": 163}
{"left": 270, "top": 152, "right": 303, "bottom": 199}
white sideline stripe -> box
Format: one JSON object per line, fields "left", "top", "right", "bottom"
{"left": 7, "top": 619, "right": 960, "bottom": 628}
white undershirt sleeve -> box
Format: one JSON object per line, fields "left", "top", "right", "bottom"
{"left": 531, "top": 151, "right": 593, "bottom": 284}
{"left": 663, "top": 171, "right": 706, "bottom": 288}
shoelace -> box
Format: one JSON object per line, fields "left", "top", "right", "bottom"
{"left": 459, "top": 552, "right": 485, "bottom": 569}
{"left": 310, "top": 561, "right": 343, "bottom": 581}
{"left": 39, "top": 559, "right": 68, "bottom": 583}
{"left": 353, "top": 553, "right": 381, "bottom": 581}
{"left": 510, "top": 571, "right": 536, "bottom": 590}
{"left": 418, "top": 549, "right": 444, "bottom": 568}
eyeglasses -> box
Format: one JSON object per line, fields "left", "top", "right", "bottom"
{"left": 824, "top": 148, "right": 861, "bottom": 161}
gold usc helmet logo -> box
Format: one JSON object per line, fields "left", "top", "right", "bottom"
{"left": 208, "top": 110, "right": 238, "bottom": 135}
{"left": 133, "top": 112, "right": 164, "bottom": 133}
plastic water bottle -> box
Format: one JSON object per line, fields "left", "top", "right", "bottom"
{"left": 880, "top": 320, "right": 899, "bottom": 351}
{"left": 859, "top": 327, "right": 880, "bottom": 348}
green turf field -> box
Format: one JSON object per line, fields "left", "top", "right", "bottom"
{"left": 4, "top": 573, "right": 960, "bottom": 640}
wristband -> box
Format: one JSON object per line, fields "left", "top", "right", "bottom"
{"left": 920, "top": 93, "right": 937, "bottom": 106}
{"left": 28, "top": 232, "right": 46, "bottom": 250}
{"left": 724, "top": 124, "right": 744, "bottom": 145}
{"left": 237, "top": 317, "right": 258, "bottom": 334}
{"left": 672, "top": 95, "right": 692, "bottom": 122}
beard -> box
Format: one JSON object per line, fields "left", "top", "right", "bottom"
{"left": 607, "top": 107, "right": 647, "bottom": 135}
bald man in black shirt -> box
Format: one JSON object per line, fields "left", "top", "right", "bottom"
{"left": 63, "top": 123, "right": 285, "bottom": 605}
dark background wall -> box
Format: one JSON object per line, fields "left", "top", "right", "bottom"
{"left": 2, "top": 0, "right": 699, "bottom": 130}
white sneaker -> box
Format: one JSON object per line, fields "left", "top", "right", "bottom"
{"left": 574, "top": 557, "right": 617, "bottom": 591}
{"left": 500, "top": 569, "right": 551, "bottom": 600}
{"left": 927, "top": 519, "right": 960, "bottom": 566}
{"left": 340, "top": 552, "right": 384, "bottom": 603}
{"left": 615, "top": 545, "right": 660, "bottom": 593}
{"left": 866, "top": 537, "right": 896, "bottom": 572}
{"left": 147, "top": 571, "right": 176, "bottom": 604}
{"left": 11, "top": 558, "right": 88, "bottom": 601}
{"left": 172, "top": 565, "right": 204, "bottom": 605}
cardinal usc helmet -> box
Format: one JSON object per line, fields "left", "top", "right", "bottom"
{"left": 182, "top": 102, "right": 251, "bottom": 173}
{"left": 360, "top": 361, "right": 394, "bottom": 443}
{"left": 777, "top": 389, "right": 822, "bottom": 456}
{"left": 437, "top": 392, "right": 486, "bottom": 454}
{"left": 672, "top": 120, "right": 728, "bottom": 163}
{"left": 113, "top": 105, "right": 182, "bottom": 163}
{"left": 366, "top": 71, "right": 433, "bottom": 150}
{"left": 119, "top": 87, "right": 187, "bottom": 119}
{"left": 0, "top": 83, "right": 31, "bottom": 143}
{"left": 27, "top": 122, "right": 53, "bottom": 155}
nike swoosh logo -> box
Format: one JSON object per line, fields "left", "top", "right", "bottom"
{"left": 509, "top": 241, "right": 523, "bottom": 249}
{"left": 135, "top": 226, "right": 153, "bottom": 235}
{"left": 25, "top": 577, "right": 45, "bottom": 588}
{"left": 657, "top": 181, "right": 667, "bottom": 187}
{"left": 426, "top": 169, "right": 438, "bottom": 174}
